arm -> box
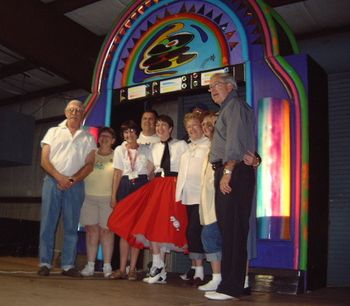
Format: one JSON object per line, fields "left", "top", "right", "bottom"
{"left": 111, "top": 168, "right": 123, "bottom": 208}
{"left": 70, "top": 149, "right": 96, "bottom": 184}
{"left": 41, "top": 144, "right": 71, "bottom": 190}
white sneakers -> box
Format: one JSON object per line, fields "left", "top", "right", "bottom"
{"left": 81, "top": 263, "right": 112, "bottom": 278}
{"left": 80, "top": 264, "right": 94, "bottom": 277}
{"left": 143, "top": 266, "right": 167, "bottom": 284}
{"left": 103, "top": 264, "right": 112, "bottom": 278}
{"left": 198, "top": 279, "right": 221, "bottom": 291}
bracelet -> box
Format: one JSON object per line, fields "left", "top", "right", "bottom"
{"left": 223, "top": 168, "right": 232, "bottom": 175}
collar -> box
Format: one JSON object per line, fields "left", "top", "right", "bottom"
{"left": 220, "top": 91, "right": 238, "bottom": 110}
{"left": 161, "top": 137, "right": 172, "bottom": 144}
{"left": 190, "top": 135, "right": 208, "bottom": 145}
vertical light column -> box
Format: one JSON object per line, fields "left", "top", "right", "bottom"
{"left": 257, "top": 97, "right": 291, "bottom": 240}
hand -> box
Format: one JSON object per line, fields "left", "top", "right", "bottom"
{"left": 220, "top": 173, "right": 232, "bottom": 194}
{"left": 243, "top": 151, "right": 255, "bottom": 166}
{"left": 56, "top": 175, "right": 72, "bottom": 190}
{"left": 110, "top": 198, "right": 117, "bottom": 209}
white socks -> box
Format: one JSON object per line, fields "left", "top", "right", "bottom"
{"left": 194, "top": 266, "right": 204, "bottom": 280}
{"left": 152, "top": 254, "right": 164, "bottom": 268}
{"left": 244, "top": 275, "right": 249, "bottom": 288}
{"left": 87, "top": 261, "right": 95, "bottom": 269}
{"left": 212, "top": 273, "right": 222, "bottom": 282}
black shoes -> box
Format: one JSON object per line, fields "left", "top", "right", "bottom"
{"left": 243, "top": 286, "right": 251, "bottom": 295}
{"left": 38, "top": 266, "right": 50, "bottom": 276}
{"left": 61, "top": 267, "right": 82, "bottom": 278}
{"left": 180, "top": 268, "right": 195, "bottom": 281}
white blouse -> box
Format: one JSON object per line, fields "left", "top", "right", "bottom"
{"left": 176, "top": 136, "right": 210, "bottom": 205}
{"left": 151, "top": 139, "right": 188, "bottom": 174}
{"left": 113, "top": 143, "right": 151, "bottom": 176}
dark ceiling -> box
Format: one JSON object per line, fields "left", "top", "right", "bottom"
{"left": 0, "top": 0, "right": 349, "bottom": 107}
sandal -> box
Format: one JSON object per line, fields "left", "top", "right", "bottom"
{"left": 109, "top": 269, "right": 127, "bottom": 279}
{"left": 128, "top": 269, "right": 137, "bottom": 281}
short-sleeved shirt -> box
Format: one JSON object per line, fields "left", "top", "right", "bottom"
{"left": 41, "top": 120, "right": 96, "bottom": 176}
{"left": 113, "top": 143, "right": 151, "bottom": 176}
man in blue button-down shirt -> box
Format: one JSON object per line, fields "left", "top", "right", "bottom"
{"left": 205, "top": 73, "right": 256, "bottom": 301}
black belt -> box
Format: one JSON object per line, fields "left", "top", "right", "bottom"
{"left": 122, "top": 174, "right": 148, "bottom": 181}
{"left": 211, "top": 160, "right": 223, "bottom": 170}
{"left": 155, "top": 171, "right": 178, "bottom": 177}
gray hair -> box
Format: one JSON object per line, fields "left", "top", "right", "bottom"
{"left": 65, "top": 99, "right": 84, "bottom": 110}
{"left": 211, "top": 73, "right": 237, "bottom": 90}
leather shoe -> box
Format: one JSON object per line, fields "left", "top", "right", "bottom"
{"left": 204, "top": 291, "right": 237, "bottom": 301}
{"left": 62, "top": 267, "right": 81, "bottom": 278}
{"left": 38, "top": 266, "right": 50, "bottom": 276}
{"left": 243, "top": 286, "right": 251, "bottom": 295}
{"left": 189, "top": 277, "right": 205, "bottom": 287}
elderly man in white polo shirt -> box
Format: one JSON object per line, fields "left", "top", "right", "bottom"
{"left": 38, "top": 99, "right": 96, "bottom": 277}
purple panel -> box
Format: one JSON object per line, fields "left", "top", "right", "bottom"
{"left": 85, "top": 90, "right": 108, "bottom": 127}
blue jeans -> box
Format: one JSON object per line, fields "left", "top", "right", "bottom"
{"left": 39, "top": 175, "right": 84, "bottom": 269}
{"left": 201, "top": 222, "right": 222, "bottom": 262}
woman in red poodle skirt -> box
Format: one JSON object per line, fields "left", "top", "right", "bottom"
{"left": 108, "top": 114, "right": 188, "bottom": 284}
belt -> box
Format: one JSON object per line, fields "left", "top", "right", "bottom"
{"left": 211, "top": 160, "right": 223, "bottom": 170}
{"left": 122, "top": 174, "right": 148, "bottom": 183}
{"left": 155, "top": 171, "right": 178, "bottom": 177}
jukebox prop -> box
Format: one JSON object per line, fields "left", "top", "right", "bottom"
{"left": 83, "top": 0, "right": 328, "bottom": 293}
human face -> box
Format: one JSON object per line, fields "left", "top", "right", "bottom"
{"left": 186, "top": 118, "right": 203, "bottom": 141}
{"left": 123, "top": 128, "right": 138, "bottom": 144}
{"left": 156, "top": 120, "right": 172, "bottom": 141}
{"left": 141, "top": 112, "right": 156, "bottom": 135}
{"left": 65, "top": 102, "right": 84, "bottom": 125}
{"left": 208, "top": 76, "right": 233, "bottom": 105}
{"left": 98, "top": 132, "right": 115, "bottom": 149}
{"left": 202, "top": 115, "right": 217, "bottom": 139}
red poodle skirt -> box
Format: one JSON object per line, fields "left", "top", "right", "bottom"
{"left": 108, "top": 176, "right": 188, "bottom": 252}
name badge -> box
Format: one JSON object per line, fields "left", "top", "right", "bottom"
{"left": 128, "top": 171, "right": 139, "bottom": 180}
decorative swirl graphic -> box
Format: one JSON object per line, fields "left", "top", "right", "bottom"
{"left": 140, "top": 23, "right": 197, "bottom": 75}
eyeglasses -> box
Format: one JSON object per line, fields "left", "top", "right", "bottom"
{"left": 208, "top": 81, "right": 225, "bottom": 91}
{"left": 67, "top": 107, "right": 84, "bottom": 113}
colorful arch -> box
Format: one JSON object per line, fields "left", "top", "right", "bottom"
{"left": 85, "top": 0, "right": 309, "bottom": 273}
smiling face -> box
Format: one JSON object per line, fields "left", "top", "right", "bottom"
{"left": 98, "top": 130, "right": 115, "bottom": 149}
{"left": 123, "top": 128, "right": 138, "bottom": 145}
{"left": 208, "top": 75, "right": 234, "bottom": 105}
{"left": 141, "top": 111, "right": 156, "bottom": 136}
{"left": 156, "top": 120, "right": 172, "bottom": 141}
{"left": 185, "top": 118, "right": 203, "bottom": 141}
{"left": 202, "top": 114, "right": 217, "bottom": 139}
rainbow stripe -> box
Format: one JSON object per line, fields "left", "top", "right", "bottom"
{"left": 121, "top": 13, "right": 230, "bottom": 87}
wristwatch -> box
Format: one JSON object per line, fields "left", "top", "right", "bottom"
{"left": 223, "top": 168, "right": 232, "bottom": 175}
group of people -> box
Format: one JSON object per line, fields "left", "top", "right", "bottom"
{"left": 37, "top": 72, "right": 259, "bottom": 301}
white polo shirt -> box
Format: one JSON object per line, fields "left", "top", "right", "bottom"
{"left": 41, "top": 120, "right": 96, "bottom": 177}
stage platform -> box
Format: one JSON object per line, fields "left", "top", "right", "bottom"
{"left": 0, "top": 256, "right": 348, "bottom": 306}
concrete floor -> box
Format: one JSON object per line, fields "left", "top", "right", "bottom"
{"left": 0, "top": 257, "right": 348, "bottom": 306}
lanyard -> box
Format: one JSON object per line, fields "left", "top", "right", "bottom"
{"left": 127, "top": 147, "right": 138, "bottom": 171}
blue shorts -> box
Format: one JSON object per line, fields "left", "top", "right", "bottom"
{"left": 201, "top": 222, "right": 222, "bottom": 261}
